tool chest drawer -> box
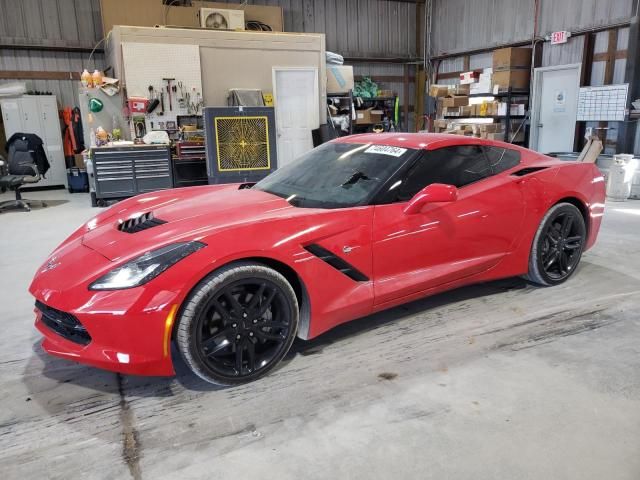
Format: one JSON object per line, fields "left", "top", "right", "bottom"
{"left": 91, "top": 145, "right": 173, "bottom": 199}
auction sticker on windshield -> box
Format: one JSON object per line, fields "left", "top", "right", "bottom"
{"left": 364, "top": 145, "right": 407, "bottom": 157}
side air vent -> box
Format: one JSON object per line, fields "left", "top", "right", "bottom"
{"left": 304, "top": 244, "right": 369, "bottom": 282}
{"left": 117, "top": 212, "right": 167, "bottom": 233}
{"left": 511, "top": 166, "right": 549, "bottom": 177}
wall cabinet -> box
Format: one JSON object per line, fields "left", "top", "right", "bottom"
{"left": 0, "top": 95, "right": 67, "bottom": 188}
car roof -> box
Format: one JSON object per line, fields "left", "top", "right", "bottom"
{"left": 333, "top": 132, "right": 528, "bottom": 152}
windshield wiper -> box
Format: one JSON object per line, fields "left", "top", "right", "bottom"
{"left": 341, "top": 171, "right": 370, "bottom": 188}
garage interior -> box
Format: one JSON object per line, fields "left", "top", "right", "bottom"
{"left": 1, "top": 0, "right": 640, "bottom": 478}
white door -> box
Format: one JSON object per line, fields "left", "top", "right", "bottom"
{"left": 1, "top": 99, "right": 24, "bottom": 138}
{"left": 20, "top": 96, "right": 43, "bottom": 136}
{"left": 272, "top": 67, "right": 319, "bottom": 168}
{"left": 36, "top": 96, "right": 68, "bottom": 188}
{"left": 532, "top": 64, "right": 581, "bottom": 153}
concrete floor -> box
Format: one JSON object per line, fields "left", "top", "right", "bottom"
{"left": 1, "top": 189, "right": 639, "bottom": 480}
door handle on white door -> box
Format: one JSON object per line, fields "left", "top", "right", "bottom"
{"left": 537, "top": 123, "right": 543, "bottom": 128}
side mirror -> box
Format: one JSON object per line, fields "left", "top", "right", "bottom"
{"left": 403, "top": 183, "right": 458, "bottom": 215}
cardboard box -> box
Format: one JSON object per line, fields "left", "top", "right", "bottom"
{"left": 497, "top": 102, "right": 525, "bottom": 116}
{"left": 493, "top": 47, "right": 532, "bottom": 70}
{"left": 443, "top": 95, "right": 469, "bottom": 108}
{"left": 459, "top": 105, "right": 473, "bottom": 117}
{"left": 74, "top": 153, "right": 85, "bottom": 168}
{"left": 370, "top": 109, "right": 384, "bottom": 123}
{"left": 100, "top": 0, "right": 284, "bottom": 34}
{"left": 486, "top": 132, "right": 506, "bottom": 141}
{"left": 460, "top": 71, "right": 480, "bottom": 84}
{"left": 492, "top": 69, "right": 530, "bottom": 90}
{"left": 443, "top": 106, "right": 460, "bottom": 116}
{"left": 479, "top": 123, "right": 501, "bottom": 133}
{"left": 577, "top": 136, "right": 603, "bottom": 163}
{"left": 355, "top": 107, "right": 374, "bottom": 124}
{"left": 429, "top": 84, "right": 450, "bottom": 97}
{"left": 452, "top": 84, "right": 470, "bottom": 95}
{"left": 327, "top": 65, "right": 354, "bottom": 94}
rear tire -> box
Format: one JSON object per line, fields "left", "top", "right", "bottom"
{"left": 526, "top": 202, "right": 586, "bottom": 286}
{"left": 176, "top": 262, "right": 298, "bottom": 386}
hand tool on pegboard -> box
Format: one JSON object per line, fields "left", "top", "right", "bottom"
{"left": 163, "top": 77, "right": 175, "bottom": 111}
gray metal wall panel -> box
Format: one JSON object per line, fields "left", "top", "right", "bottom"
{"left": 0, "top": 0, "right": 103, "bottom": 47}
{"left": 431, "top": 0, "right": 535, "bottom": 56}
{"left": 210, "top": 0, "right": 417, "bottom": 57}
{"left": 469, "top": 52, "right": 493, "bottom": 70}
{"left": 431, "top": 0, "right": 634, "bottom": 56}
{"left": 541, "top": 36, "right": 584, "bottom": 67}
{"left": 0, "top": 49, "right": 104, "bottom": 107}
{"left": 538, "top": 0, "right": 634, "bottom": 36}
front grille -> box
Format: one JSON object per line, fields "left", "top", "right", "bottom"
{"left": 117, "top": 211, "right": 167, "bottom": 233}
{"left": 36, "top": 300, "right": 91, "bottom": 345}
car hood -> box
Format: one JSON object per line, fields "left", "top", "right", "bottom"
{"left": 81, "top": 184, "right": 297, "bottom": 261}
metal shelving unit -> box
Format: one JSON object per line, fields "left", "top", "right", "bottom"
{"left": 353, "top": 95, "right": 400, "bottom": 131}
{"left": 327, "top": 91, "right": 354, "bottom": 135}
{"left": 442, "top": 88, "right": 530, "bottom": 145}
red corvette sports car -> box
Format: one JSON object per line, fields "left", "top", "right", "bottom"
{"left": 30, "top": 134, "right": 605, "bottom": 385}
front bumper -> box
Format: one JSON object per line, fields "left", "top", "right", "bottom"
{"left": 30, "top": 238, "right": 179, "bottom": 376}
{"left": 34, "top": 304, "right": 175, "bottom": 376}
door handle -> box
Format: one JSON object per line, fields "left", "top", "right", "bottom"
{"left": 537, "top": 123, "right": 543, "bottom": 128}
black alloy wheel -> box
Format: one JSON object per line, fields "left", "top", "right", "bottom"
{"left": 177, "top": 263, "right": 298, "bottom": 385}
{"left": 527, "top": 203, "right": 586, "bottom": 286}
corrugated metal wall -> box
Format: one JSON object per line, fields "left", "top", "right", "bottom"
{"left": 0, "top": 50, "right": 103, "bottom": 106}
{"left": 0, "top": 0, "right": 103, "bottom": 48}
{"left": 431, "top": 0, "right": 635, "bottom": 56}
{"left": 1, "top": 0, "right": 419, "bottom": 125}
{"left": 431, "top": 0, "right": 535, "bottom": 56}
{"left": 0, "top": 0, "right": 104, "bottom": 106}
{"left": 538, "top": 0, "right": 634, "bottom": 34}
{"left": 210, "top": 0, "right": 418, "bottom": 58}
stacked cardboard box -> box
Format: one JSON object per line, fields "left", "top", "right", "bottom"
{"left": 470, "top": 68, "right": 493, "bottom": 94}
{"left": 479, "top": 123, "right": 525, "bottom": 142}
{"left": 497, "top": 102, "right": 526, "bottom": 116}
{"left": 492, "top": 47, "right": 531, "bottom": 91}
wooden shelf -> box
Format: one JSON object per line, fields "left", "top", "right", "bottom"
{"left": 468, "top": 90, "right": 530, "bottom": 98}
{"left": 443, "top": 115, "right": 527, "bottom": 119}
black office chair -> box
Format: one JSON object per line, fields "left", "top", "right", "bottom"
{"left": 0, "top": 138, "right": 47, "bottom": 212}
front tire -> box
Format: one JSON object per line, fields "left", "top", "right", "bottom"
{"left": 526, "top": 202, "right": 586, "bottom": 286}
{"left": 176, "top": 262, "right": 299, "bottom": 386}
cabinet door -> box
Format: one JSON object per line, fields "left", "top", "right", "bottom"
{"left": 1, "top": 100, "right": 24, "bottom": 137}
{"left": 38, "top": 96, "right": 63, "bottom": 146}
{"left": 20, "top": 97, "right": 43, "bottom": 137}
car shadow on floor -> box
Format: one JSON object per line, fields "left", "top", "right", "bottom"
{"left": 285, "top": 277, "right": 530, "bottom": 360}
{"left": 26, "top": 276, "right": 531, "bottom": 397}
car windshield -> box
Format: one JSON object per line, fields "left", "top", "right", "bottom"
{"left": 254, "top": 142, "right": 416, "bottom": 208}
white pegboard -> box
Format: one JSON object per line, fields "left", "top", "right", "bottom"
{"left": 577, "top": 84, "right": 628, "bottom": 122}
{"left": 121, "top": 42, "right": 203, "bottom": 133}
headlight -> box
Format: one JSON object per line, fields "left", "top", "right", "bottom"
{"left": 89, "top": 241, "right": 205, "bottom": 290}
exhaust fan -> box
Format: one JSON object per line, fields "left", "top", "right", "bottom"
{"left": 199, "top": 8, "right": 245, "bottom": 31}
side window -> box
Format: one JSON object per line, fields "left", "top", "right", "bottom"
{"left": 395, "top": 145, "right": 491, "bottom": 201}
{"left": 484, "top": 146, "right": 521, "bottom": 174}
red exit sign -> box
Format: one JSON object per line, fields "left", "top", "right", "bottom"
{"left": 551, "top": 30, "right": 570, "bottom": 45}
